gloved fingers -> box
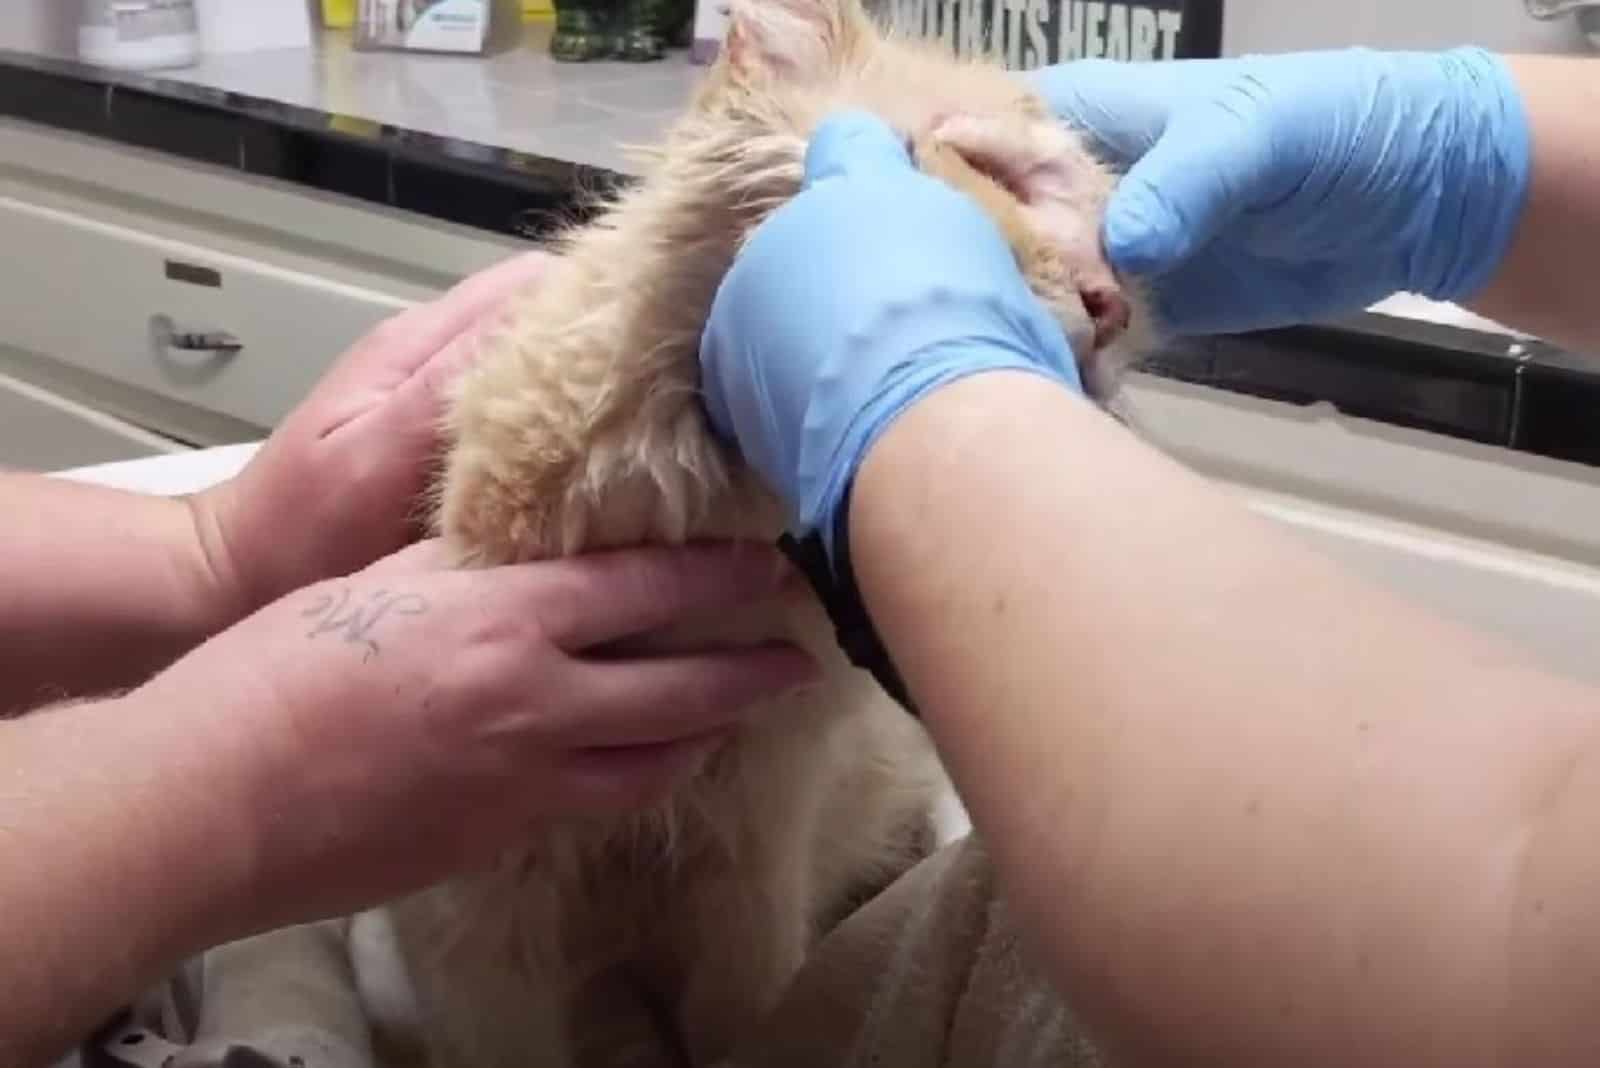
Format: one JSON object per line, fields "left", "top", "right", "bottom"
{"left": 696, "top": 291, "right": 758, "bottom": 446}
{"left": 1028, "top": 59, "right": 1275, "bottom": 280}
{"left": 1026, "top": 59, "right": 1195, "bottom": 162}
{"left": 1151, "top": 252, "right": 1358, "bottom": 336}
{"left": 1147, "top": 250, "right": 1280, "bottom": 334}
{"left": 804, "top": 109, "right": 914, "bottom": 187}
{"left": 1101, "top": 98, "right": 1274, "bottom": 279}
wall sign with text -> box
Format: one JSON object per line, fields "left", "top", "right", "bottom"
{"left": 867, "top": 0, "right": 1223, "bottom": 69}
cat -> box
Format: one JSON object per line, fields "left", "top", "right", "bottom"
{"left": 354, "top": 0, "right": 1153, "bottom": 1065}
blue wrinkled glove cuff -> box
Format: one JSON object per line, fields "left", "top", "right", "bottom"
{"left": 800, "top": 291, "right": 1081, "bottom": 558}
{"left": 1414, "top": 48, "right": 1532, "bottom": 303}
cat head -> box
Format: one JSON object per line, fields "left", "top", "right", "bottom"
{"left": 677, "top": 0, "right": 1152, "bottom": 396}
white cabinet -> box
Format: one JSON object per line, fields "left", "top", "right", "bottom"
{"left": 0, "top": 369, "right": 179, "bottom": 471}
{"left": 0, "top": 192, "right": 410, "bottom": 432}
{"left": 0, "top": 117, "right": 524, "bottom": 457}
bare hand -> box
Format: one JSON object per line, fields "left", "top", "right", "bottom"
{"left": 134, "top": 538, "right": 817, "bottom": 934}
{"left": 190, "top": 252, "right": 550, "bottom": 618}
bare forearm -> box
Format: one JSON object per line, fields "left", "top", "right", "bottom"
{"left": 851, "top": 373, "right": 1600, "bottom": 1066}
{"left": 0, "top": 473, "right": 236, "bottom": 716}
{"left": 0, "top": 692, "right": 252, "bottom": 1066}
{"left": 1469, "top": 55, "right": 1600, "bottom": 354}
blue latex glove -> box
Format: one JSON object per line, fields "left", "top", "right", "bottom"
{"left": 1029, "top": 47, "right": 1532, "bottom": 335}
{"left": 700, "top": 110, "right": 1082, "bottom": 556}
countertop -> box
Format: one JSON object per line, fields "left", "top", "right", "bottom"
{"left": 7, "top": 19, "right": 1600, "bottom": 470}
{"left": 0, "top": 19, "right": 696, "bottom": 179}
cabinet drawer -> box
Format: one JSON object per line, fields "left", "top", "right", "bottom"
{"left": 0, "top": 370, "right": 181, "bottom": 472}
{"left": 0, "top": 194, "right": 413, "bottom": 430}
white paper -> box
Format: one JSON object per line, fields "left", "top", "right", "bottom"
{"left": 194, "top": 0, "right": 313, "bottom": 54}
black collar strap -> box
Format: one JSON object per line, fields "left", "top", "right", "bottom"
{"left": 776, "top": 488, "right": 921, "bottom": 718}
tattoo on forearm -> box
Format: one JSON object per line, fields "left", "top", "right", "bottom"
{"left": 302, "top": 587, "right": 429, "bottom": 662}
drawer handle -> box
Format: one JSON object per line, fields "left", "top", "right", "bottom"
{"left": 149, "top": 314, "right": 243, "bottom": 387}
{"left": 168, "top": 330, "right": 242, "bottom": 354}
{"left": 150, "top": 314, "right": 243, "bottom": 356}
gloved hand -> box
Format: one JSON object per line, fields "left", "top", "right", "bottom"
{"left": 1029, "top": 47, "right": 1532, "bottom": 334}
{"left": 700, "top": 110, "right": 1082, "bottom": 556}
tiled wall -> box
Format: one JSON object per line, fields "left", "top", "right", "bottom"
{"left": 1223, "top": 0, "right": 1591, "bottom": 55}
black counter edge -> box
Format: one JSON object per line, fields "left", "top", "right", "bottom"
{"left": 0, "top": 48, "right": 631, "bottom": 241}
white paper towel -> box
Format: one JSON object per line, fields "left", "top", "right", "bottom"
{"left": 54, "top": 443, "right": 263, "bottom": 496}
{"left": 195, "top": 0, "right": 313, "bottom": 55}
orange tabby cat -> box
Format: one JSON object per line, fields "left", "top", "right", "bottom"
{"left": 359, "top": 0, "right": 1151, "bottom": 1064}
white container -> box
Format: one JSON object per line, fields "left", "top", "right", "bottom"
{"left": 689, "top": 0, "right": 728, "bottom": 64}
{"left": 1, "top": 4, "right": 76, "bottom": 54}
{"left": 194, "top": 0, "right": 313, "bottom": 56}
{"left": 78, "top": 0, "right": 201, "bottom": 71}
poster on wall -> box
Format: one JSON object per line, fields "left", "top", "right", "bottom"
{"left": 864, "top": 0, "right": 1223, "bottom": 68}
{"left": 693, "top": 0, "right": 1222, "bottom": 68}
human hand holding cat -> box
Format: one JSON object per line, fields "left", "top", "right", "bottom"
{"left": 1030, "top": 49, "right": 1531, "bottom": 334}
{"left": 700, "top": 110, "right": 1083, "bottom": 557}
{"left": 119, "top": 536, "right": 817, "bottom": 936}
{"left": 190, "top": 251, "right": 552, "bottom": 623}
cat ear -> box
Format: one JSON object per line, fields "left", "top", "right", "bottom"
{"left": 724, "top": 0, "right": 855, "bottom": 82}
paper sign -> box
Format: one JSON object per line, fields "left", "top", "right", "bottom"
{"left": 866, "top": 0, "right": 1223, "bottom": 68}
{"left": 354, "top": 0, "right": 494, "bottom": 53}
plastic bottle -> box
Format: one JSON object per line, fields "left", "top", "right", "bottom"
{"left": 321, "top": 0, "right": 358, "bottom": 28}
{"left": 77, "top": 0, "right": 200, "bottom": 71}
